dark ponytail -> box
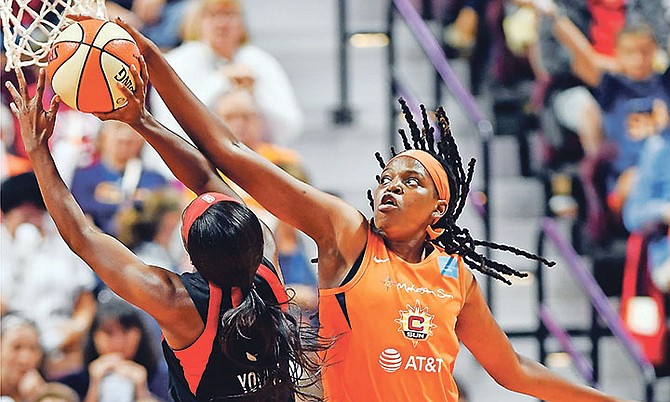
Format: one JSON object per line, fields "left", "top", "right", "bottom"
{"left": 219, "top": 285, "right": 327, "bottom": 401}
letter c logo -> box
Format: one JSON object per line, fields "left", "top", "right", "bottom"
{"left": 408, "top": 316, "right": 424, "bottom": 331}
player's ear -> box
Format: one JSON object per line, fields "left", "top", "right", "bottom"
{"left": 432, "top": 200, "right": 447, "bottom": 220}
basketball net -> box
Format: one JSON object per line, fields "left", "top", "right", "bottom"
{"left": 0, "top": 0, "right": 106, "bottom": 71}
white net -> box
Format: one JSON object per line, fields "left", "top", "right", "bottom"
{"left": 0, "top": 0, "right": 106, "bottom": 71}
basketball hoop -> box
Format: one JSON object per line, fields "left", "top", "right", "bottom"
{"left": 0, "top": 0, "right": 106, "bottom": 71}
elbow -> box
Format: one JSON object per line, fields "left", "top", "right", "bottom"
{"left": 492, "top": 353, "right": 535, "bottom": 394}
{"left": 61, "top": 225, "right": 98, "bottom": 256}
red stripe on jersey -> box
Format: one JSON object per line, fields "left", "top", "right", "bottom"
{"left": 173, "top": 283, "right": 222, "bottom": 395}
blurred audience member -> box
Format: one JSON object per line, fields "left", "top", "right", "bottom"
{"left": 212, "top": 89, "right": 317, "bottom": 312}
{"left": 115, "top": 188, "right": 189, "bottom": 273}
{"left": 0, "top": 314, "right": 46, "bottom": 402}
{"left": 56, "top": 297, "right": 168, "bottom": 402}
{"left": 105, "top": 0, "right": 189, "bottom": 50}
{"left": 536, "top": 0, "right": 669, "bottom": 158}
{"left": 440, "top": 0, "right": 491, "bottom": 95}
{"left": 212, "top": 89, "right": 301, "bottom": 167}
{"left": 443, "top": 0, "right": 486, "bottom": 55}
{"left": 537, "top": 1, "right": 670, "bottom": 219}
{"left": 149, "top": 0, "right": 303, "bottom": 148}
{"left": 70, "top": 121, "right": 168, "bottom": 237}
{"left": 623, "top": 128, "right": 670, "bottom": 293}
{"left": 1, "top": 103, "right": 32, "bottom": 180}
{"left": 0, "top": 173, "right": 96, "bottom": 378}
{"left": 26, "top": 382, "right": 80, "bottom": 402}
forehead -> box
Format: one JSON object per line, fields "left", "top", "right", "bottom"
{"left": 203, "top": 1, "right": 241, "bottom": 13}
{"left": 215, "top": 92, "right": 257, "bottom": 115}
{"left": 2, "top": 323, "right": 38, "bottom": 343}
{"left": 383, "top": 155, "right": 429, "bottom": 174}
{"left": 101, "top": 122, "right": 140, "bottom": 138}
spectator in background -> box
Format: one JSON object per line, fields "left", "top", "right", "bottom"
{"left": 536, "top": 0, "right": 670, "bottom": 223}
{"left": 70, "top": 121, "right": 168, "bottom": 237}
{"left": 211, "top": 89, "right": 303, "bottom": 181}
{"left": 149, "top": 0, "right": 303, "bottom": 149}
{"left": 1, "top": 103, "right": 32, "bottom": 180}
{"left": 26, "top": 382, "right": 80, "bottom": 402}
{"left": 0, "top": 173, "right": 96, "bottom": 379}
{"left": 56, "top": 297, "right": 168, "bottom": 402}
{"left": 1, "top": 314, "right": 46, "bottom": 402}
{"left": 441, "top": 0, "right": 490, "bottom": 94}
{"left": 536, "top": 0, "right": 669, "bottom": 158}
{"left": 212, "top": 89, "right": 318, "bottom": 313}
{"left": 115, "top": 187, "right": 189, "bottom": 273}
{"left": 105, "top": 0, "right": 189, "bottom": 50}
{"left": 623, "top": 123, "right": 670, "bottom": 293}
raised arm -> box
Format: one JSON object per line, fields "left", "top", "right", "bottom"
{"left": 529, "top": 0, "right": 608, "bottom": 87}
{"left": 455, "top": 274, "right": 632, "bottom": 402}
{"left": 5, "top": 68, "right": 200, "bottom": 343}
{"left": 117, "top": 19, "right": 368, "bottom": 287}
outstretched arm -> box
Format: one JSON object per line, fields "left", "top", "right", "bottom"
{"left": 5, "top": 68, "right": 201, "bottom": 346}
{"left": 526, "top": 0, "right": 609, "bottom": 87}
{"left": 455, "top": 273, "right": 632, "bottom": 402}
{"left": 116, "top": 19, "right": 368, "bottom": 287}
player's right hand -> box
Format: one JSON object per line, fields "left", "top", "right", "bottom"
{"left": 5, "top": 68, "right": 60, "bottom": 153}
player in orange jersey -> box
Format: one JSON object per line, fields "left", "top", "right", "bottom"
{"left": 107, "top": 19, "right": 630, "bottom": 402}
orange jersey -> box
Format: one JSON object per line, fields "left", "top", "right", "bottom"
{"left": 319, "top": 226, "right": 470, "bottom": 401}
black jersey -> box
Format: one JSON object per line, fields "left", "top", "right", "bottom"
{"left": 162, "top": 258, "right": 292, "bottom": 401}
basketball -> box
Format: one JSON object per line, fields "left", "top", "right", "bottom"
{"left": 46, "top": 19, "right": 141, "bottom": 113}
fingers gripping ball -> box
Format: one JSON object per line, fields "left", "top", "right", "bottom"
{"left": 46, "top": 19, "right": 141, "bottom": 113}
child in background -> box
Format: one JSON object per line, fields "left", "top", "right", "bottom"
{"left": 623, "top": 124, "right": 670, "bottom": 293}
{"left": 534, "top": 0, "right": 670, "bottom": 213}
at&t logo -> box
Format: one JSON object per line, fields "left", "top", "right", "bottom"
{"left": 378, "top": 348, "right": 444, "bottom": 373}
{"left": 378, "top": 348, "right": 403, "bottom": 372}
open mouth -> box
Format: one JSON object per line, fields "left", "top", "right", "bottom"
{"left": 379, "top": 193, "right": 398, "bottom": 208}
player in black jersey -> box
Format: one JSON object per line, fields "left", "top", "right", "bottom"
{"left": 7, "top": 65, "right": 325, "bottom": 401}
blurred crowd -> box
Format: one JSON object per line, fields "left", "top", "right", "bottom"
{"left": 2, "top": 0, "right": 670, "bottom": 400}
{"left": 433, "top": 0, "right": 670, "bottom": 373}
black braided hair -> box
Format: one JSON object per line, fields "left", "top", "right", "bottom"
{"left": 366, "top": 98, "right": 555, "bottom": 285}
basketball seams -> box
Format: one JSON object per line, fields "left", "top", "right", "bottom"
{"left": 49, "top": 43, "right": 90, "bottom": 87}
{"left": 89, "top": 20, "right": 110, "bottom": 49}
{"left": 50, "top": 45, "right": 90, "bottom": 110}
{"left": 52, "top": 38, "right": 136, "bottom": 52}
{"left": 71, "top": 20, "right": 107, "bottom": 111}
{"left": 76, "top": 21, "right": 110, "bottom": 112}
{"left": 75, "top": 42, "right": 96, "bottom": 111}
{"left": 52, "top": 23, "right": 84, "bottom": 45}
{"left": 99, "top": 49, "right": 116, "bottom": 112}
{"left": 47, "top": 19, "right": 140, "bottom": 113}
{"left": 101, "top": 50, "right": 137, "bottom": 70}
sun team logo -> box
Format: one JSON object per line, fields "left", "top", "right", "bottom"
{"left": 395, "top": 300, "right": 436, "bottom": 346}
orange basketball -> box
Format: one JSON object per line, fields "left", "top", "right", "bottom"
{"left": 46, "top": 19, "right": 141, "bottom": 113}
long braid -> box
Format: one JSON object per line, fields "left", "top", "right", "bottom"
{"left": 371, "top": 99, "right": 554, "bottom": 285}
